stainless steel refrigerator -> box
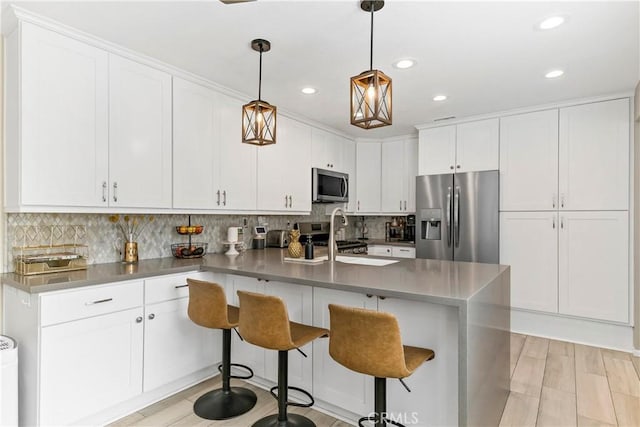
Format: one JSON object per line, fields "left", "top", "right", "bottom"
{"left": 416, "top": 170, "right": 499, "bottom": 263}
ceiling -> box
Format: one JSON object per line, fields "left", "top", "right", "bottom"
{"left": 3, "top": 0, "right": 639, "bottom": 138}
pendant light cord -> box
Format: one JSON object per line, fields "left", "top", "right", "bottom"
{"left": 258, "top": 43, "right": 263, "bottom": 101}
{"left": 369, "top": 2, "right": 374, "bottom": 71}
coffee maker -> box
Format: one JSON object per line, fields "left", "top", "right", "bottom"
{"left": 404, "top": 215, "right": 416, "bottom": 242}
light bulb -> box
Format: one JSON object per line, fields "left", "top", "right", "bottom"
{"left": 367, "top": 85, "right": 376, "bottom": 102}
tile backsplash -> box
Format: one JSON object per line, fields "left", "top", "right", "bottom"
{"left": 5, "top": 207, "right": 394, "bottom": 271}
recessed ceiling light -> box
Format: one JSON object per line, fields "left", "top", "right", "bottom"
{"left": 538, "top": 16, "right": 565, "bottom": 30}
{"left": 393, "top": 59, "right": 416, "bottom": 69}
{"left": 545, "top": 69, "right": 564, "bottom": 79}
{"left": 433, "top": 95, "right": 447, "bottom": 102}
{"left": 301, "top": 87, "right": 317, "bottom": 95}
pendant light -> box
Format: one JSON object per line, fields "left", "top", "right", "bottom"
{"left": 350, "top": 0, "right": 392, "bottom": 129}
{"left": 242, "top": 39, "right": 277, "bottom": 146}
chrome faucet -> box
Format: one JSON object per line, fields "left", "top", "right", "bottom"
{"left": 329, "top": 207, "right": 348, "bottom": 261}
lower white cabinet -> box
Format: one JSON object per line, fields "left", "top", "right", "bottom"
{"left": 40, "top": 307, "right": 144, "bottom": 426}
{"left": 312, "top": 287, "right": 377, "bottom": 417}
{"left": 501, "top": 211, "right": 629, "bottom": 323}
{"left": 392, "top": 246, "right": 416, "bottom": 259}
{"left": 367, "top": 245, "right": 392, "bottom": 256}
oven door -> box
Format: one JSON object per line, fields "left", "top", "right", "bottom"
{"left": 312, "top": 168, "right": 349, "bottom": 203}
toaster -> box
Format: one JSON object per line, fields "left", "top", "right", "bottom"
{"left": 266, "top": 230, "right": 289, "bottom": 248}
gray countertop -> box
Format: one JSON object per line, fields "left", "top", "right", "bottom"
{"left": 1, "top": 249, "right": 508, "bottom": 307}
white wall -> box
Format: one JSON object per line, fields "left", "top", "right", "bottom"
{"left": 634, "top": 80, "right": 639, "bottom": 351}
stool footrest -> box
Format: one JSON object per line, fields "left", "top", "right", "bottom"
{"left": 218, "top": 362, "right": 254, "bottom": 380}
{"left": 269, "top": 385, "right": 315, "bottom": 408}
{"left": 358, "top": 414, "right": 405, "bottom": 427}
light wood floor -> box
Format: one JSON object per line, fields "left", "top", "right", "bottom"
{"left": 111, "top": 333, "right": 640, "bottom": 427}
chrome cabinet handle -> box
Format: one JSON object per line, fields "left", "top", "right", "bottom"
{"left": 217, "top": 190, "right": 221, "bottom": 206}
{"left": 400, "top": 200, "right": 402, "bottom": 211}
{"left": 358, "top": 200, "right": 360, "bottom": 211}
{"left": 85, "top": 298, "right": 113, "bottom": 306}
{"left": 288, "top": 195, "right": 292, "bottom": 208}
{"left": 561, "top": 217, "right": 564, "bottom": 229}
{"left": 223, "top": 190, "right": 227, "bottom": 206}
{"left": 136, "top": 316, "right": 143, "bottom": 323}
{"left": 552, "top": 217, "right": 556, "bottom": 229}
{"left": 552, "top": 195, "right": 556, "bottom": 209}
{"left": 560, "top": 194, "right": 565, "bottom": 208}
{"left": 454, "top": 186, "right": 461, "bottom": 247}
{"left": 148, "top": 313, "right": 155, "bottom": 320}
{"left": 285, "top": 195, "right": 288, "bottom": 208}
{"left": 102, "top": 182, "right": 107, "bottom": 202}
{"left": 113, "top": 182, "right": 118, "bottom": 202}
{"left": 174, "top": 284, "right": 188, "bottom": 289}
{"left": 446, "top": 187, "right": 452, "bottom": 247}
{"left": 404, "top": 200, "right": 407, "bottom": 211}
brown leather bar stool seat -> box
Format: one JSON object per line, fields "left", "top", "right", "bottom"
{"left": 328, "top": 304, "right": 435, "bottom": 427}
{"left": 238, "top": 290, "right": 329, "bottom": 427}
{"left": 187, "top": 279, "right": 257, "bottom": 420}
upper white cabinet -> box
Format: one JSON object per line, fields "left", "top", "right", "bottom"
{"left": 559, "top": 99, "right": 629, "bottom": 211}
{"left": 418, "top": 119, "right": 498, "bottom": 175}
{"left": 257, "top": 116, "right": 312, "bottom": 212}
{"left": 355, "top": 142, "right": 382, "bottom": 213}
{"left": 500, "top": 110, "right": 559, "bottom": 211}
{"left": 109, "top": 55, "right": 172, "bottom": 208}
{"left": 6, "top": 22, "right": 109, "bottom": 209}
{"left": 381, "top": 138, "right": 418, "bottom": 213}
{"left": 311, "top": 128, "right": 347, "bottom": 172}
{"left": 173, "top": 78, "right": 256, "bottom": 210}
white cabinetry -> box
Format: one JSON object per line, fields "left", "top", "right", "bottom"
{"left": 558, "top": 211, "right": 629, "bottom": 323}
{"left": 173, "top": 78, "right": 256, "bottom": 210}
{"left": 5, "top": 22, "right": 109, "bottom": 209}
{"left": 500, "top": 110, "right": 559, "bottom": 211}
{"left": 559, "top": 99, "right": 629, "bottom": 211}
{"left": 311, "top": 128, "right": 347, "bottom": 171}
{"left": 312, "top": 288, "right": 377, "bottom": 417}
{"left": 367, "top": 245, "right": 392, "bottom": 256}
{"left": 108, "top": 54, "right": 172, "bottom": 208}
{"left": 381, "top": 138, "right": 418, "bottom": 213}
{"left": 391, "top": 246, "right": 415, "bottom": 259}
{"left": 257, "top": 116, "right": 312, "bottom": 212}
{"left": 500, "top": 212, "right": 558, "bottom": 313}
{"left": 356, "top": 142, "right": 382, "bottom": 213}
{"left": 418, "top": 119, "right": 498, "bottom": 176}
{"left": 343, "top": 139, "right": 358, "bottom": 213}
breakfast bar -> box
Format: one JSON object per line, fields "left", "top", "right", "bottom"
{"left": 3, "top": 250, "right": 510, "bottom": 426}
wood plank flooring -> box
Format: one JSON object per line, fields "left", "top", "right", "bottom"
{"left": 111, "top": 333, "right": 640, "bottom": 426}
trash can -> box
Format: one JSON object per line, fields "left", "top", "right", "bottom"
{"left": 1, "top": 335, "right": 18, "bottom": 426}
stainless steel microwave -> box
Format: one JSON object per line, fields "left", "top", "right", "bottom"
{"left": 312, "top": 168, "right": 349, "bottom": 203}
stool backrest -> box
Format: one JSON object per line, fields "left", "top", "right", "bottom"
{"left": 328, "top": 304, "right": 411, "bottom": 379}
{"left": 187, "top": 279, "right": 233, "bottom": 329}
{"left": 237, "top": 291, "right": 294, "bottom": 351}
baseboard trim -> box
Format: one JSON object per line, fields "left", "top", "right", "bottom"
{"left": 511, "top": 309, "right": 634, "bottom": 352}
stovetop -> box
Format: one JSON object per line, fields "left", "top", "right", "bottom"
{"left": 314, "top": 240, "right": 367, "bottom": 249}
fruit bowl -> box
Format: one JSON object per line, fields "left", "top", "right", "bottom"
{"left": 171, "top": 242, "right": 208, "bottom": 259}
{"left": 176, "top": 225, "right": 204, "bottom": 235}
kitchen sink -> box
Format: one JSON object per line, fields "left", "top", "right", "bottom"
{"left": 334, "top": 256, "right": 399, "bottom": 266}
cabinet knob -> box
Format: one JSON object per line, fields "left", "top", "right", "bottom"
{"left": 113, "top": 182, "right": 118, "bottom": 202}
{"left": 456, "top": 165, "right": 461, "bottom": 169}
{"left": 136, "top": 317, "right": 143, "bottom": 323}
{"left": 148, "top": 313, "right": 155, "bottom": 320}
{"left": 450, "top": 166, "right": 454, "bottom": 170}
{"left": 102, "top": 182, "right": 107, "bottom": 203}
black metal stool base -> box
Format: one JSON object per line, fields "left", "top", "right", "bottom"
{"left": 358, "top": 414, "right": 404, "bottom": 427}
{"left": 193, "top": 386, "right": 257, "bottom": 420}
{"left": 253, "top": 413, "right": 316, "bottom": 427}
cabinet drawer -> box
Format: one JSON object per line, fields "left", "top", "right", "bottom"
{"left": 144, "top": 271, "right": 209, "bottom": 305}
{"left": 41, "top": 280, "right": 143, "bottom": 326}
{"left": 392, "top": 247, "right": 415, "bottom": 258}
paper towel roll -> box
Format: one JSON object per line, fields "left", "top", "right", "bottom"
{"left": 227, "top": 227, "right": 238, "bottom": 243}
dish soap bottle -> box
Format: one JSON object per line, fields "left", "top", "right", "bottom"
{"left": 305, "top": 234, "right": 314, "bottom": 260}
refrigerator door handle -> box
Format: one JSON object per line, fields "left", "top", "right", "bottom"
{"left": 446, "top": 187, "right": 452, "bottom": 247}
{"left": 454, "top": 186, "right": 461, "bottom": 247}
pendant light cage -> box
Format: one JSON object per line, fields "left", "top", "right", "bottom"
{"left": 242, "top": 100, "right": 277, "bottom": 146}
{"left": 242, "top": 38, "right": 277, "bottom": 146}
{"left": 350, "top": 69, "right": 392, "bottom": 129}
{"left": 350, "top": 0, "right": 392, "bottom": 129}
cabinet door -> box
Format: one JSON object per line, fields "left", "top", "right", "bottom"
{"left": 381, "top": 140, "right": 405, "bottom": 213}
{"left": 500, "top": 212, "right": 558, "bottom": 313}
{"left": 500, "top": 110, "right": 559, "bottom": 211}
{"left": 263, "top": 281, "right": 314, "bottom": 391}
{"left": 312, "top": 288, "right": 377, "bottom": 418}
{"left": 418, "top": 125, "right": 456, "bottom": 175}
{"left": 20, "top": 22, "right": 109, "bottom": 207}
{"left": 143, "top": 298, "right": 219, "bottom": 392}
{"left": 391, "top": 246, "right": 415, "bottom": 259}
{"left": 109, "top": 54, "right": 172, "bottom": 208}
{"left": 404, "top": 138, "right": 419, "bottom": 212}
{"left": 356, "top": 142, "right": 381, "bottom": 213}
{"left": 456, "top": 118, "right": 499, "bottom": 173}
{"left": 40, "top": 308, "right": 143, "bottom": 426}
{"left": 368, "top": 245, "right": 392, "bottom": 256}
{"left": 377, "top": 298, "right": 459, "bottom": 427}
{"left": 172, "top": 78, "right": 218, "bottom": 209}
{"left": 226, "top": 276, "right": 266, "bottom": 378}
{"left": 217, "top": 92, "right": 257, "bottom": 210}
{"left": 559, "top": 99, "right": 630, "bottom": 210}
{"left": 558, "top": 211, "right": 629, "bottom": 323}
{"left": 343, "top": 139, "right": 358, "bottom": 213}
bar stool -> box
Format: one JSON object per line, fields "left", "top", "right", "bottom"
{"left": 187, "top": 279, "right": 257, "bottom": 420}
{"left": 328, "top": 304, "right": 435, "bottom": 427}
{"left": 237, "top": 290, "right": 329, "bottom": 427}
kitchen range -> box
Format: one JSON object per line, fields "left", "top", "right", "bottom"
{"left": 298, "top": 221, "right": 368, "bottom": 254}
